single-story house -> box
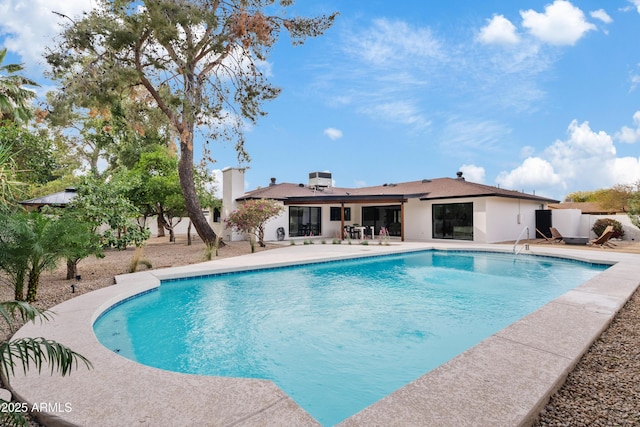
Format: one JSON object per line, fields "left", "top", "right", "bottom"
{"left": 221, "top": 168, "right": 559, "bottom": 244}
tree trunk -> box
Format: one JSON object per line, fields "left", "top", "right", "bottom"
{"left": 66, "top": 259, "right": 78, "bottom": 280}
{"left": 26, "top": 270, "right": 41, "bottom": 303}
{"left": 14, "top": 270, "right": 26, "bottom": 301}
{"left": 156, "top": 215, "right": 166, "bottom": 238}
{"left": 187, "top": 221, "right": 192, "bottom": 246}
{"left": 177, "top": 134, "right": 223, "bottom": 247}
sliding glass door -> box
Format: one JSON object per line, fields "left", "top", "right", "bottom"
{"left": 289, "top": 206, "right": 322, "bottom": 237}
{"left": 432, "top": 202, "right": 473, "bottom": 240}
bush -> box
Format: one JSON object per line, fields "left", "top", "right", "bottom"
{"left": 592, "top": 218, "right": 624, "bottom": 239}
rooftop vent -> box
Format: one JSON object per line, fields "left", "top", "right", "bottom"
{"left": 269, "top": 177, "right": 276, "bottom": 186}
{"left": 309, "top": 171, "right": 332, "bottom": 188}
{"left": 421, "top": 179, "right": 431, "bottom": 183}
{"left": 456, "top": 171, "right": 465, "bottom": 180}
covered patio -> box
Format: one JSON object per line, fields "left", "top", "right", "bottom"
{"left": 284, "top": 194, "right": 408, "bottom": 241}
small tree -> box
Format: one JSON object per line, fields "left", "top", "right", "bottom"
{"left": 67, "top": 176, "right": 150, "bottom": 250}
{"left": 57, "top": 212, "right": 104, "bottom": 280}
{"left": 225, "top": 199, "right": 283, "bottom": 250}
{"left": 0, "top": 211, "right": 79, "bottom": 302}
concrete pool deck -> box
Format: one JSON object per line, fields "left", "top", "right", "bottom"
{"left": 8, "top": 242, "right": 640, "bottom": 427}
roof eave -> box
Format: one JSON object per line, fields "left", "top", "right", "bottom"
{"left": 420, "top": 193, "right": 559, "bottom": 203}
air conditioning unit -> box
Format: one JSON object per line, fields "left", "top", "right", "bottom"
{"left": 308, "top": 171, "right": 332, "bottom": 188}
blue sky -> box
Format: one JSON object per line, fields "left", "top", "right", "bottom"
{"left": 2, "top": 0, "right": 640, "bottom": 201}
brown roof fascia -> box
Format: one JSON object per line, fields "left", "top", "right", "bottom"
{"left": 420, "top": 193, "right": 559, "bottom": 203}
{"left": 283, "top": 194, "right": 408, "bottom": 205}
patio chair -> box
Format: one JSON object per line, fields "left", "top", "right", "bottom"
{"left": 549, "top": 227, "right": 564, "bottom": 243}
{"left": 588, "top": 225, "right": 615, "bottom": 248}
{"left": 536, "top": 228, "right": 558, "bottom": 243}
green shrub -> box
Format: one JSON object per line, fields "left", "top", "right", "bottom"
{"left": 591, "top": 218, "right": 624, "bottom": 239}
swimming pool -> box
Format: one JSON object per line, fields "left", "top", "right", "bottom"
{"left": 94, "top": 250, "right": 607, "bottom": 426}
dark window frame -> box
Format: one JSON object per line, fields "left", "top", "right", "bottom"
{"left": 330, "top": 206, "right": 351, "bottom": 221}
{"left": 289, "top": 206, "right": 322, "bottom": 237}
{"left": 432, "top": 202, "right": 473, "bottom": 240}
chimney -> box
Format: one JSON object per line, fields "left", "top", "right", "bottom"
{"left": 456, "top": 171, "right": 465, "bottom": 180}
{"left": 269, "top": 177, "right": 276, "bottom": 186}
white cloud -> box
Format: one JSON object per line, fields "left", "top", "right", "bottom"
{"left": 323, "top": 127, "right": 343, "bottom": 140}
{"left": 628, "top": 0, "right": 640, "bottom": 14}
{"left": 477, "top": 15, "right": 520, "bottom": 45}
{"left": 0, "top": 0, "right": 96, "bottom": 73}
{"left": 459, "top": 164, "right": 485, "bottom": 183}
{"left": 614, "top": 111, "right": 640, "bottom": 143}
{"left": 632, "top": 71, "right": 640, "bottom": 91}
{"left": 495, "top": 115, "right": 640, "bottom": 199}
{"left": 520, "top": 0, "right": 596, "bottom": 46}
{"left": 359, "top": 100, "right": 431, "bottom": 130}
{"left": 496, "top": 157, "right": 562, "bottom": 191}
{"left": 345, "top": 18, "right": 441, "bottom": 67}
{"left": 590, "top": 9, "right": 613, "bottom": 24}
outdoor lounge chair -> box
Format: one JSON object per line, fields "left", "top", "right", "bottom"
{"left": 536, "top": 228, "right": 562, "bottom": 243}
{"left": 588, "top": 225, "right": 616, "bottom": 248}
{"left": 549, "top": 227, "right": 564, "bottom": 243}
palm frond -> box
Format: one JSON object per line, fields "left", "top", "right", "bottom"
{"left": 0, "top": 337, "right": 92, "bottom": 382}
{"left": 0, "top": 301, "right": 53, "bottom": 332}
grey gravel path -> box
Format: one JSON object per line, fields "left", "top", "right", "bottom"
{"left": 534, "top": 289, "right": 640, "bottom": 426}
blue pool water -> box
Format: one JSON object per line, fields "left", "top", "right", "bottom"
{"left": 94, "top": 250, "right": 607, "bottom": 426}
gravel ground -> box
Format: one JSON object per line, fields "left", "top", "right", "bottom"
{"left": 533, "top": 289, "right": 640, "bottom": 426}
{"left": 1, "top": 237, "right": 639, "bottom": 426}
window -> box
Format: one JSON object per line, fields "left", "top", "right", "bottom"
{"left": 212, "top": 207, "right": 221, "bottom": 223}
{"left": 330, "top": 207, "right": 351, "bottom": 221}
{"left": 361, "top": 206, "right": 401, "bottom": 236}
{"left": 289, "top": 206, "right": 322, "bottom": 237}
{"left": 432, "top": 202, "right": 473, "bottom": 240}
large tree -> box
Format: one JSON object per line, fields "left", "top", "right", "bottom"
{"left": 46, "top": 0, "right": 337, "bottom": 245}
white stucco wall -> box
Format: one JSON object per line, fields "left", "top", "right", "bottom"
{"left": 397, "top": 199, "right": 424, "bottom": 241}
{"left": 484, "top": 198, "right": 546, "bottom": 243}
{"left": 222, "top": 167, "right": 248, "bottom": 242}
{"left": 550, "top": 209, "right": 583, "bottom": 237}
{"left": 548, "top": 211, "right": 639, "bottom": 241}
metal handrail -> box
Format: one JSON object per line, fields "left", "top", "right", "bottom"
{"left": 513, "top": 226, "right": 530, "bottom": 255}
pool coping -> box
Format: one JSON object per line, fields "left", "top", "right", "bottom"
{"left": 7, "top": 242, "right": 640, "bottom": 427}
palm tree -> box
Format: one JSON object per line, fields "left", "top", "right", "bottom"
{"left": 0, "top": 301, "right": 92, "bottom": 426}
{"left": 0, "top": 49, "right": 38, "bottom": 124}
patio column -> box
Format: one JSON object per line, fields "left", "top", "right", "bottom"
{"left": 341, "top": 202, "right": 345, "bottom": 240}
{"left": 401, "top": 201, "right": 405, "bottom": 241}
